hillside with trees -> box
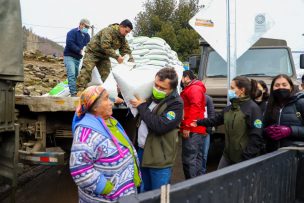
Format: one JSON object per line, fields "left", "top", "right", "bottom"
{"left": 23, "top": 27, "right": 64, "bottom": 57}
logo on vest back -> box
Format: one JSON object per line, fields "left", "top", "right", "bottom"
{"left": 166, "top": 111, "right": 176, "bottom": 121}
{"left": 254, "top": 119, "right": 262, "bottom": 128}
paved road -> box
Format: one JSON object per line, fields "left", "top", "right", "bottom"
{"left": 3, "top": 164, "right": 78, "bottom": 203}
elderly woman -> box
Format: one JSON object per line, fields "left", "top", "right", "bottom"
{"left": 70, "top": 85, "right": 141, "bottom": 203}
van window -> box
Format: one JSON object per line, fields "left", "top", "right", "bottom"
{"left": 206, "top": 48, "right": 293, "bottom": 77}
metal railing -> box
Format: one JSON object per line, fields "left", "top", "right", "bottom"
{"left": 119, "top": 149, "right": 304, "bottom": 203}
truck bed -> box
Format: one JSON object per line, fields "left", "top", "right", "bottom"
{"left": 15, "top": 95, "right": 79, "bottom": 112}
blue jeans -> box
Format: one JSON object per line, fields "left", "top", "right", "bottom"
{"left": 137, "top": 148, "right": 172, "bottom": 192}
{"left": 201, "top": 134, "right": 210, "bottom": 174}
{"left": 64, "top": 56, "right": 80, "bottom": 95}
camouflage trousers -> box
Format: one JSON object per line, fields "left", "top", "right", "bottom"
{"left": 76, "top": 52, "right": 111, "bottom": 92}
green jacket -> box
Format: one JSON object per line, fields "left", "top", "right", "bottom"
{"left": 197, "top": 96, "right": 264, "bottom": 163}
{"left": 137, "top": 91, "right": 184, "bottom": 168}
{"left": 223, "top": 97, "right": 249, "bottom": 162}
{"left": 86, "top": 24, "right": 133, "bottom": 60}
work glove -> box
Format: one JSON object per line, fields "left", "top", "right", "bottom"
{"left": 265, "top": 125, "right": 291, "bottom": 140}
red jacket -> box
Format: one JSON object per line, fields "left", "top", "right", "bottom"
{"left": 180, "top": 80, "right": 207, "bottom": 134}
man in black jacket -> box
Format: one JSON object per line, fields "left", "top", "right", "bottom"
{"left": 130, "top": 67, "right": 183, "bottom": 192}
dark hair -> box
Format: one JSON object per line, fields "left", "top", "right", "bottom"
{"left": 120, "top": 19, "right": 133, "bottom": 30}
{"left": 182, "top": 70, "right": 196, "bottom": 80}
{"left": 232, "top": 76, "right": 257, "bottom": 99}
{"left": 302, "top": 74, "right": 304, "bottom": 84}
{"left": 258, "top": 80, "right": 269, "bottom": 101}
{"left": 156, "top": 67, "right": 178, "bottom": 89}
{"left": 269, "top": 74, "right": 295, "bottom": 95}
{"left": 264, "top": 74, "right": 294, "bottom": 125}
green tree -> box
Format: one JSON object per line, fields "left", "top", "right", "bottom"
{"left": 176, "top": 28, "right": 200, "bottom": 60}
{"left": 155, "top": 22, "right": 178, "bottom": 51}
{"left": 134, "top": 0, "right": 202, "bottom": 61}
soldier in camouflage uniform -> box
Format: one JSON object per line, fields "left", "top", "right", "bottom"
{"left": 77, "top": 19, "right": 134, "bottom": 92}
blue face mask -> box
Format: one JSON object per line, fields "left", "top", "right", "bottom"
{"left": 228, "top": 89, "right": 238, "bottom": 101}
{"left": 81, "top": 27, "right": 88, "bottom": 33}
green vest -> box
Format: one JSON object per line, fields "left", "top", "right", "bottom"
{"left": 223, "top": 97, "right": 249, "bottom": 163}
{"left": 141, "top": 103, "right": 179, "bottom": 168}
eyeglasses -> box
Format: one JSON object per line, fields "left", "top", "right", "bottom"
{"left": 84, "top": 25, "right": 90, "bottom": 29}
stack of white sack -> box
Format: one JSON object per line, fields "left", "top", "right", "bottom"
{"left": 130, "top": 36, "right": 183, "bottom": 69}
{"left": 110, "top": 36, "right": 184, "bottom": 116}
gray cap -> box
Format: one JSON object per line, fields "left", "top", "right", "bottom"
{"left": 80, "top": 18, "right": 90, "bottom": 27}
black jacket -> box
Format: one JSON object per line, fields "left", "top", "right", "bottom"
{"left": 197, "top": 97, "right": 264, "bottom": 162}
{"left": 264, "top": 92, "right": 304, "bottom": 151}
{"left": 255, "top": 100, "right": 267, "bottom": 115}
{"left": 137, "top": 91, "right": 184, "bottom": 134}
{"left": 205, "top": 94, "right": 215, "bottom": 134}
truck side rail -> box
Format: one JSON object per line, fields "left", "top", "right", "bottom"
{"left": 119, "top": 149, "right": 304, "bottom": 203}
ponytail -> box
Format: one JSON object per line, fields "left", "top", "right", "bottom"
{"left": 233, "top": 76, "right": 257, "bottom": 99}
{"left": 250, "top": 79, "right": 258, "bottom": 100}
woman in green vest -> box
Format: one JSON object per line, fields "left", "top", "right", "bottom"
{"left": 191, "top": 76, "right": 265, "bottom": 169}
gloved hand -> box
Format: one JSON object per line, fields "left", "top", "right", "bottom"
{"left": 265, "top": 125, "right": 291, "bottom": 140}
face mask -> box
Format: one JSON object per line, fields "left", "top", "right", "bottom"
{"left": 273, "top": 89, "right": 290, "bottom": 100}
{"left": 152, "top": 86, "right": 167, "bottom": 100}
{"left": 255, "top": 89, "right": 263, "bottom": 99}
{"left": 228, "top": 89, "right": 238, "bottom": 101}
{"left": 180, "top": 82, "right": 185, "bottom": 90}
{"left": 81, "top": 27, "right": 88, "bottom": 33}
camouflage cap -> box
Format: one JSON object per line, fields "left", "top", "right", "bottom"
{"left": 80, "top": 18, "right": 91, "bottom": 27}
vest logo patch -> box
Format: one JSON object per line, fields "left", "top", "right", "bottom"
{"left": 166, "top": 111, "right": 176, "bottom": 121}
{"left": 254, "top": 119, "right": 262, "bottom": 128}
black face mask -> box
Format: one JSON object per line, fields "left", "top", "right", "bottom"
{"left": 180, "top": 82, "right": 185, "bottom": 90}
{"left": 273, "top": 89, "right": 291, "bottom": 101}
{"left": 255, "top": 89, "right": 263, "bottom": 99}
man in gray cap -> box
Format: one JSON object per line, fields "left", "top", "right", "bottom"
{"left": 63, "top": 18, "right": 91, "bottom": 96}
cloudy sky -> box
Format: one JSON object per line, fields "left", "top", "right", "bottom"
{"left": 20, "top": 0, "right": 146, "bottom": 45}
{"left": 20, "top": 0, "right": 304, "bottom": 56}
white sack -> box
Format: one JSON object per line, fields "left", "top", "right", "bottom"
{"left": 145, "top": 49, "right": 168, "bottom": 56}
{"left": 113, "top": 65, "right": 184, "bottom": 116}
{"left": 136, "top": 44, "right": 165, "bottom": 50}
{"left": 133, "top": 36, "right": 150, "bottom": 44}
{"left": 143, "top": 38, "right": 166, "bottom": 47}
{"left": 102, "top": 63, "right": 134, "bottom": 100}
{"left": 87, "top": 67, "right": 103, "bottom": 86}
{"left": 112, "top": 68, "right": 158, "bottom": 116}
{"left": 146, "top": 60, "right": 168, "bottom": 67}
{"left": 132, "top": 49, "right": 150, "bottom": 56}
{"left": 144, "top": 55, "right": 169, "bottom": 62}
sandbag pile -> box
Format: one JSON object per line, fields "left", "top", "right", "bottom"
{"left": 128, "top": 36, "right": 183, "bottom": 69}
